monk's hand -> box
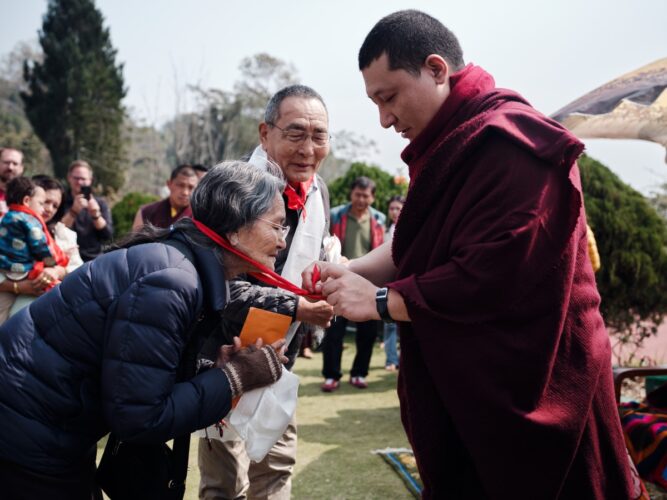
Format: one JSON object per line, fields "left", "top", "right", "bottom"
{"left": 296, "top": 297, "right": 334, "bottom": 328}
{"left": 320, "top": 265, "right": 379, "bottom": 322}
{"left": 301, "top": 260, "right": 330, "bottom": 293}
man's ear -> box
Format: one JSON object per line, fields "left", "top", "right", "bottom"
{"left": 259, "top": 122, "right": 269, "bottom": 148}
{"left": 229, "top": 233, "right": 239, "bottom": 246}
{"left": 424, "top": 54, "right": 449, "bottom": 84}
{"left": 22, "top": 195, "right": 31, "bottom": 206}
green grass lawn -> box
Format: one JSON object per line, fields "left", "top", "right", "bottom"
{"left": 289, "top": 337, "right": 412, "bottom": 499}
{"left": 98, "top": 334, "right": 413, "bottom": 499}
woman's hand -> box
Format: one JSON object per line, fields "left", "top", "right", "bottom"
{"left": 216, "top": 337, "right": 288, "bottom": 369}
{"left": 296, "top": 298, "right": 334, "bottom": 328}
{"left": 37, "top": 266, "right": 65, "bottom": 283}
{"left": 219, "top": 338, "right": 289, "bottom": 397}
{"left": 216, "top": 337, "right": 243, "bottom": 369}
{"left": 0, "top": 278, "right": 41, "bottom": 297}
{"left": 30, "top": 267, "right": 63, "bottom": 293}
{"left": 26, "top": 276, "right": 49, "bottom": 295}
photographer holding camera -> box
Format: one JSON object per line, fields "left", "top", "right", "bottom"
{"left": 61, "top": 160, "right": 113, "bottom": 261}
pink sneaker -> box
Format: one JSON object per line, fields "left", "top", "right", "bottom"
{"left": 321, "top": 378, "right": 340, "bottom": 392}
{"left": 350, "top": 376, "right": 368, "bottom": 389}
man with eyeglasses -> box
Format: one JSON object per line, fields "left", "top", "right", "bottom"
{"left": 198, "top": 85, "right": 334, "bottom": 500}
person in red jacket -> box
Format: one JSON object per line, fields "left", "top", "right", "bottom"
{"left": 304, "top": 9, "right": 646, "bottom": 499}
{"left": 321, "top": 176, "right": 385, "bottom": 392}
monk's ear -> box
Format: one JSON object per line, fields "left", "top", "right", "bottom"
{"left": 424, "top": 54, "right": 449, "bottom": 84}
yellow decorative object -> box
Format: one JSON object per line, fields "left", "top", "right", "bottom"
{"left": 586, "top": 224, "right": 601, "bottom": 272}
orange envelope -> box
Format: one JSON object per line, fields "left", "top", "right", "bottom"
{"left": 238, "top": 307, "right": 292, "bottom": 347}
{"left": 232, "top": 308, "right": 292, "bottom": 409}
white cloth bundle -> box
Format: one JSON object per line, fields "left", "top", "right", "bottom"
{"left": 229, "top": 367, "right": 299, "bottom": 462}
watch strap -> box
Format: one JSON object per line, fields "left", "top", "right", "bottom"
{"left": 375, "top": 287, "right": 394, "bottom": 323}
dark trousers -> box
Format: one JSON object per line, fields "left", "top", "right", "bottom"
{"left": 322, "top": 317, "right": 378, "bottom": 380}
{"left": 0, "top": 448, "right": 101, "bottom": 500}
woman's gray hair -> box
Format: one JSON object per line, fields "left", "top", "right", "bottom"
{"left": 113, "top": 161, "right": 285, "bottom": 261}
{"left": 191, "top": 160, "right": 285, "bottom": 234}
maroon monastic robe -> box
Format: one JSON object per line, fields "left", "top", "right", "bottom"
{"left": 140, "top": 197, "right": 192, "bottom": 229}
{"left": 387, "top": 65, "right": 645, "bottom": 499}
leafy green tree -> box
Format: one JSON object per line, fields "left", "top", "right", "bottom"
{"left": 22, "top": 0, "right": 126, "bottom": 192}
{"left": 649, "top": 182, "right": 667, "bottom": 221}
{"left": 327, "top": 162, "right": 408, "bottom": 216}
{"left": 111, "top": 191, "right": 160, "bottom": 240}
{"left": 580, "top": 154, "right": 667, "bottom": 364}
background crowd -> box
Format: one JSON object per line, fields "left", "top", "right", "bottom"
{"left": 1, "top": 2, "right": 666, "bottom": 499}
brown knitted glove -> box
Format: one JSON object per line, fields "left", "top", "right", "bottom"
{"left": 221, "top": 345, "right": 283, "bottom": 398}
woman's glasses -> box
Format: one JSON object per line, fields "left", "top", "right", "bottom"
{"left": 256, "top": 217, "right": 291, "bottom": 240}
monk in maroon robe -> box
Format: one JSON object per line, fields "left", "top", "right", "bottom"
{"left": 303, "top": 10, "right": 646, "bottom": 500}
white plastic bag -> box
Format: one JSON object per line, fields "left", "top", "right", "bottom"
{"left": 229, "top": 368, "right": 299, "bottom": 462}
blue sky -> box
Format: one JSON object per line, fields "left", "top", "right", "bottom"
{"left": 3, "top": 0, "right": 666, "bottom": 193}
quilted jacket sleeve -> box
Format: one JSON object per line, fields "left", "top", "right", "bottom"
{"left": 198, "top": 279, "right": 298, "bottom": 364}
{"left": 101, "top": 245, "right": 232, "bottom": 443}
{"left": 222, "top": 280, "right": 298, "bottom": 332}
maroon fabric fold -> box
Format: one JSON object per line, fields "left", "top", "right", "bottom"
{"left": 388, "top": 66, "right": 642, "bottom": 498}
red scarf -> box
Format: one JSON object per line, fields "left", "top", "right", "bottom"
{"left": 284, "top": 178, "right": 313, "bottom": 221}
{"left": 191, "top": 218, "right": 323, "bottom": 300}
{"left": 8, "top": 204, "right": 70, "bottom": 283}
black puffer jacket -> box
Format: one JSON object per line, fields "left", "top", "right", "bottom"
{"left": 0, "top": 236, "right": 232, "bottom": 474}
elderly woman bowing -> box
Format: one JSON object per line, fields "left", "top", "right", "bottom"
{"left": 0, "top": 162, "right": 291, "bottom": 499}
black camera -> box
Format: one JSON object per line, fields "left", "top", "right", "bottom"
{"left": 80, "top": 185, "right": 92, "bottom": 200}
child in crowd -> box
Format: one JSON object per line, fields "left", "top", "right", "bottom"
{"left": 383, "top": 195, "right": 405, "bottom": 371}
{"left": 0, "top": 177, "right": 67, "bottom": 322}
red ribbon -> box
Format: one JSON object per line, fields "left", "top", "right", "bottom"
{"left": 191, "top": 218, "right": 323, "bottom": 301}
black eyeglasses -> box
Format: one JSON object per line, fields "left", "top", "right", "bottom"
{"left": 268, "top": 123, "right": 330, "bottom": 148}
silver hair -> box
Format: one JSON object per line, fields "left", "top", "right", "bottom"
{"left": 114, "top": 161, "right": 285, "bottom": 264}
{"left": 264, "top": 84, "right": 328, "bottom": 125}
{"left": 190, "top": 160, "right": 285, "bottom": 235}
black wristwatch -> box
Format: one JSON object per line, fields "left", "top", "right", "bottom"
{"left": 376, "top": 287, "right": 394, "bottom": 323}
